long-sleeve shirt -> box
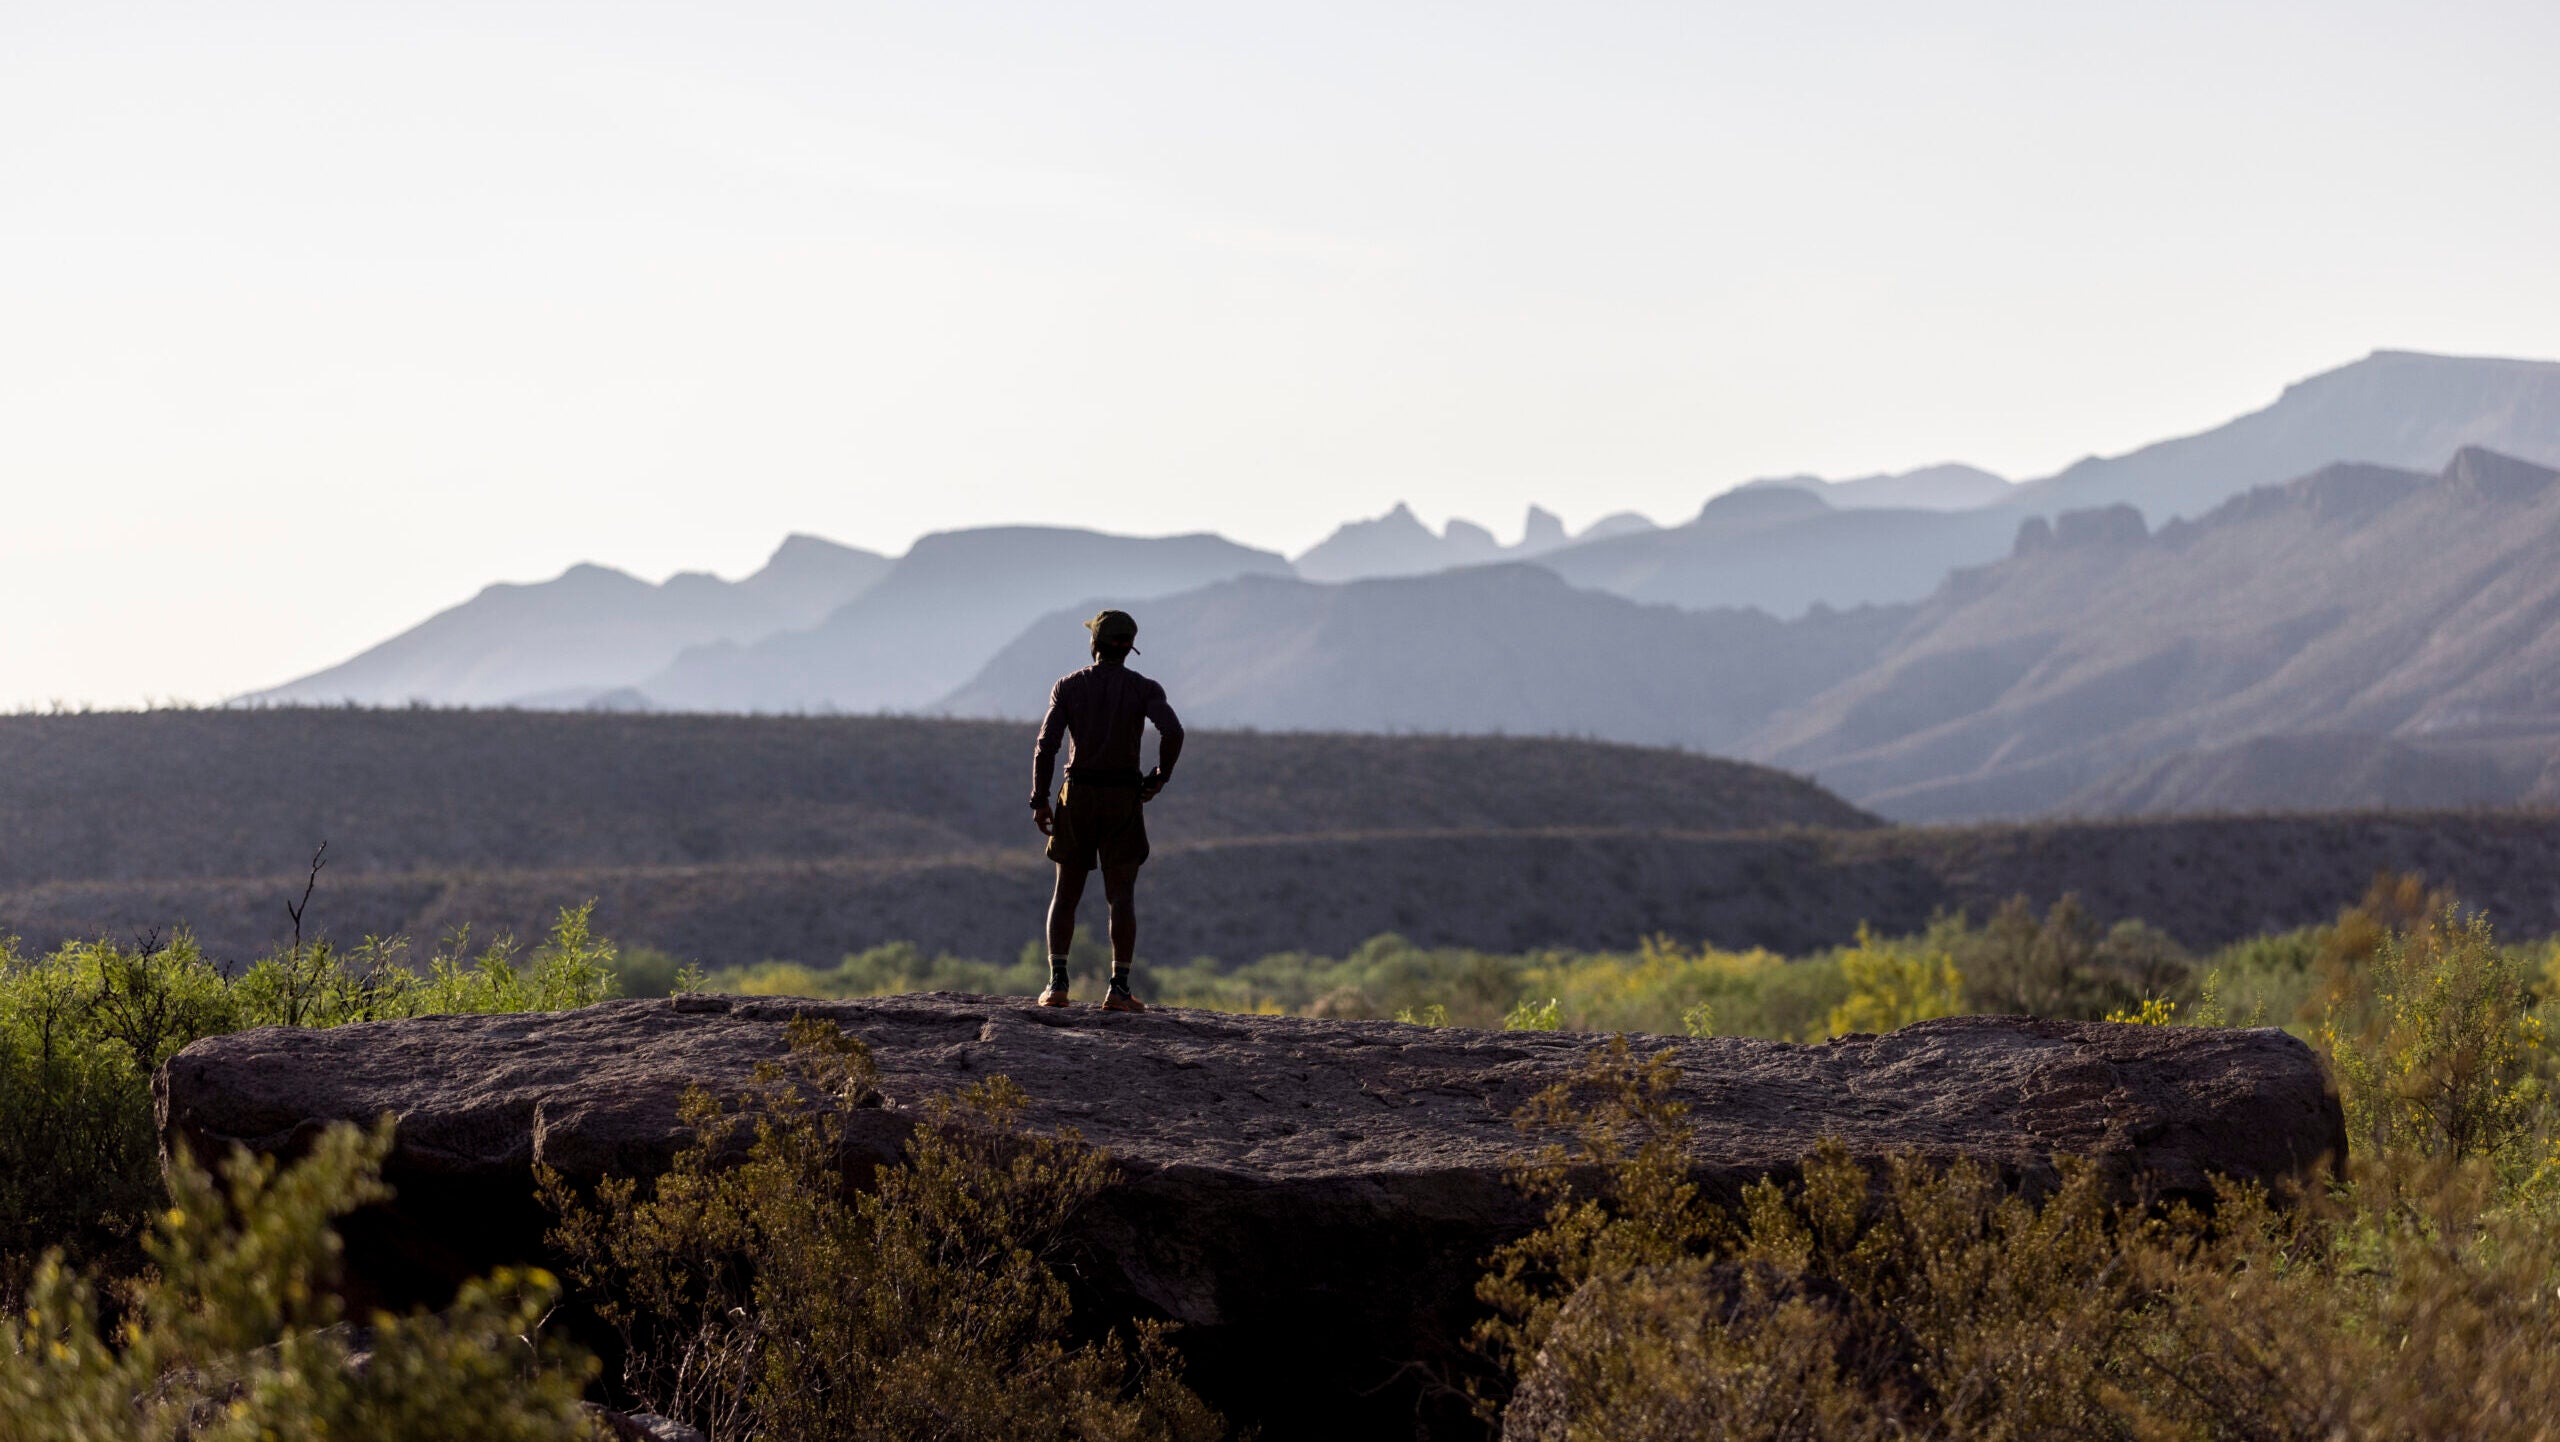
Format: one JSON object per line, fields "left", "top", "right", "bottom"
{"left": 1031, "top": 661, "right": 1184, "bottom": 803}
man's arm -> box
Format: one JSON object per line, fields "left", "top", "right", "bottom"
{"left": 1032, "top": 682, "right": 1068, "bottom": 806}
{"left": 1142, "top": 685, "right": 1183, "bottom": 798}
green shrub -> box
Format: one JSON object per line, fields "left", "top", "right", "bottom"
{"left": 0, "top": 934, "right": 240, "bottom": 1289}
{"left": 0, "top": 1120, "right": 596, "bottom": 1441}
{"left": 607, "top": 946, "right": 695, "bottom": 999}
{"left": 542, "top": 1018, "right": 1224, "bottom": 1442}
{"left": 1474, "top": 1035, "right": 1724, "bottom": 1401}
{"left": 0, "top": 907, "right": 621, "bottom": 1292}
{"left": 1505, "top": 997, "right": 1564, "bottom": 1032}
{"left": 1524, "top": 936, "right": 1819, "bottom": 1039}
{"left": 1825, "top": 925, "right": 1963, "bottom": 1036}
{"left": 2322, "top": 906, "right": 2551, "bottom": 1168}
{"left": 1482, "top": 933, "right": 2560, "bottom": 1442}
{"left": 1948, "top": 895, "right": 2192, "bottom": 1021}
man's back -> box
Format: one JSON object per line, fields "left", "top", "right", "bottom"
{"left": 1033, "top": 659, "right": 1183, "bottom": 793}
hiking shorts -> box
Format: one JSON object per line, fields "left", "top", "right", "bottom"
{"left": 1045, "top": 780, "right": 1150, "bottom": 871}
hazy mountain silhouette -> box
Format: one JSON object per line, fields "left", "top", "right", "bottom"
{"left": 938, "top": 564, "right": 1905, "bottom": 754}
{"left": 1533, "top": 350, "right": 2560, "bottom": 615}
{"left": 237, "top": 348, "right": 2560, "bottom": 821}
{"left": 1534, "top": 486, "right": 2023, "bottom": 615}
{"left": 947, "top": 446, "right": 2560, "bottom": 819}
{"left": 240, "top": 534, "right": 889, "bottom": 707}
{"left": 639, "top": 527, "right": 1291, "bottom": 713}
{"left": 2018, "top": 350, "right": 2560, "bottom": 522}
{"left": 1743, "top": 447, "right": 2560, "bottom": 819}
{"left": 1739, "top": 463, "right": 2012, "bottom": 511}
{"left": 1293, "top": 503, "right": 1654, "bottom": 582}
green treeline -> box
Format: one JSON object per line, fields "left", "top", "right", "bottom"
{"left": 699, "top": 874, "right": 2557, "bottom": 1043}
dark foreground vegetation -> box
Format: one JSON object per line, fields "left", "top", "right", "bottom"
{"left": 2, "top": 878, "right": 2554, "bottom": 1438}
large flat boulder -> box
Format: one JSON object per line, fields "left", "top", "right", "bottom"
{"left": 157, "top": 997, "right": 2343, "bottom": 1441}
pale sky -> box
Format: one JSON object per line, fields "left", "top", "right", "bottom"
{"left": 5, "top": 0, "right": 2557, "bottom": 707}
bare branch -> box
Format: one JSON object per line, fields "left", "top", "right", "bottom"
{"left": 285, "top": 840, "right": 329, "bottom": 956}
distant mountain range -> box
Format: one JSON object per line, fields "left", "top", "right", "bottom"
{"left": 243, "top": 534, "right": 890, "bottom": 707}
{"left": 631, "top": 527, "right": 1291, "bottom": 713}
{"left": 1736, "top": 463, "right": 2013, "bottom": 511}
{"left": 1537, "top": 349, "right": 2560, "bottom": 615}
{"left": 1534, "top": 485, "right": 2024, "bottom": 615}
{"left": 2015, "top": 349, "right": 2560, "bottom": 522}
{"left": 1749, "top": 446, "right": 2560, "bottom": 819}
{"left": 944, "top": 447, "right": 2560, "bottom": 821}
{"left": 239, "top": 349, "right": 2560, "bottom": 821}
{"left": 940, "top": 565, "right": 1904, "bottom": 753}
{"left": 1292, "top": 503, "right": 1656, "bottom": 582}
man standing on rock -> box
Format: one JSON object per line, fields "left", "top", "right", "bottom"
{"left": 1031, "top": 608, "right": 1183, "bottom": 1011}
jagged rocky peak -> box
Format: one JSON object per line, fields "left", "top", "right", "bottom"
{"left": 2175, "top": 447, "right": 2555, "bottom": 542}
{"left": 2445, "top": 445, "right": 2560, "bottom": 503}
{"left": 2012, "top": 503, "right": 2147, "bottom": 557}
{"left": 2054, "top": 504, "right": 2148, "bottom": 547}
{"left": 1521, "top": 505, "right": 1569, "bottom": 551}
{"left": 2286, "top": 462, "right": 2425, "bottom": 522}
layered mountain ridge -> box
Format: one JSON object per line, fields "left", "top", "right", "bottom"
{"left": 1290, "top": 502, "right": 1656, "bottom": 582}
{"left": 1746, "top": 446, "right": 2560, "bottom": 819}
{"left": 237, "top": 350, "right": 2560, "bottom": 819}
{"left": 241, "top": 534, "right": 891, "bottom": 707}
{"left": 635, "top": 527, "right": 1292, "bottom": 714}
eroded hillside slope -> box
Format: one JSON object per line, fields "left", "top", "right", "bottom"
{"left": 1749, "top": 448, "right": 2560, "bottom": 819}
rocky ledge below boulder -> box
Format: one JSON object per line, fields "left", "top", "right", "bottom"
{"left": 157, "top": 996, "right": 2342, "bottom": 1440}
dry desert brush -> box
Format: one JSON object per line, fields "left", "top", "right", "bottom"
{"left": 1482, "top": 987, "right": 2560, "bottom": 1441}
{"left": 0, "top": 1121, "right": 597, "bottom": 1442}
{"left": 0, "top": 906, "right": 621, "bottom": 1293}
{"left": 541, "top": 1016, "right": 1224, "bottom": 1442}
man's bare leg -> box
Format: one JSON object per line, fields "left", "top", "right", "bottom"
{"left": 1048, "top": 863, "right": 1090, "bottom": 958}
{"left": 1101, "top": 864, "right": 1144, "bottom": 1012}
{"left": 1041, "top": 864, "right": 1089, "bottom": 1005}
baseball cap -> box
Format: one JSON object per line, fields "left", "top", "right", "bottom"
{"left": 1085, "top": 609, "right": 1140, "bottom": 651}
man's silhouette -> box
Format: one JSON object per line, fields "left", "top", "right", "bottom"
{"left": 1031, "top": 608, "right": 1183, "bottom": 1010}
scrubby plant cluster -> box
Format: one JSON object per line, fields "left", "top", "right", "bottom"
{"left": 540, "top": 1018, "right": 1223, "bottom": 1442}
{"left": 1478, "top": 900, "right": 2560, "bottom": 1441}
{"left": 1, "top": 1123, "right": 597, "bottom": 1442}
{"left": 3, "top": 953, "right": 1229, "bottom": 1440}
{"left": 0, "top": 907, "right": 619, "bottom": 1290}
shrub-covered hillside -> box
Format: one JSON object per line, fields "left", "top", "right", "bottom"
{"left": 10, "top": 712, "right": 2560, "bottom": 969}
{"left": 0, "top": 708, "right": 1873, "bottom": 885}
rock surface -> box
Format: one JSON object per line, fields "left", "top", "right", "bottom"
{"left": 158, "top": 996, "right": 2343, "bottom": 1441}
